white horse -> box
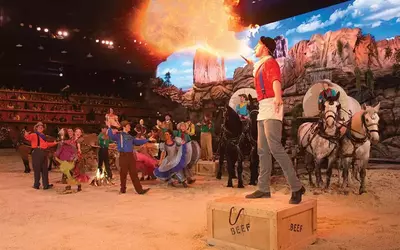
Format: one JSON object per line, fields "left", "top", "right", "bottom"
{"left": 339, "top": 103, "right": 380, "bottom": 194}
{"left": 298, "top": 92, "right": 342, "bottom": 188}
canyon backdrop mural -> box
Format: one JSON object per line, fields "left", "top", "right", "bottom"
{"left": 151, "top": 0, "right": 400, "bottom": 160}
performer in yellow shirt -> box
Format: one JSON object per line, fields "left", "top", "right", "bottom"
{"left": 185, "top": 117, "right": 195, "bottom": 137}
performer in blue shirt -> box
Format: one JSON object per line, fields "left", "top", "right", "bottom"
{"left": 107, "top": 120, "right": 150, "bottom": 195}
{"left": 236, "top": 94, "right": 249, "bottom": 120}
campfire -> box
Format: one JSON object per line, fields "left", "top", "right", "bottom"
{"left": 90, "top": 164, "right": 114, "bottom": 186}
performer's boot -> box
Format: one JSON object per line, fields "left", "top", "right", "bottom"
{"left": 77, "top": 184, "right": 82, "bottom": 192}
{"left": 182, "top": 181, "right": 188, "bottom": 188}
{"left": 289, "top": 186, "right": 306, "bottom": 204}
{"left": 187, "top": 178, "right": 196, "bottom": 184}
{"left": 65, "top": 185, "right": 71, "bottom": 191}
{"left": 23, "top": 160, "right": 30, "bottom": 173}
{"left": 61, "top": 174, "right": 67, "bottom": 184}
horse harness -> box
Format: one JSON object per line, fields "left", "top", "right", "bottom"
{"left": 339, "top": 112, "right": 379, "bottom": 159}
{"left": 301, "top": 107, "right": 342, "bottom": 159}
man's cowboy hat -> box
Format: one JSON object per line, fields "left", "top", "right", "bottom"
{"left": 34, "top": 122, "right": 46, "bottom": 131}
{"left": 120, "top": 120, "right": 131, "bottom": 128}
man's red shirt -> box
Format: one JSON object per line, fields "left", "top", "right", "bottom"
{"left": 254, "top": 57, "right": 281, "bottom": 101}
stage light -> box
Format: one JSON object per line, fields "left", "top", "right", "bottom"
{"left": 105, "top": 41, "right": 110, "bottom": 45}
{"left": 110, "top": 41, "right": 113, "bottom": 46}
{"left": 44, "top": 28, "right": 49, "bottom": 32}
{"left": 63, "top": 31, "right": 68, "bottom": 37}
{"left": 96, "top": 39, "right": 99, "bottom": 43}
{"left": 126, "top": 60, "right": 131, "bottom": 64}
{"left": 38, "top": 45, "right": 44, "bottom": 50}
{"left": 28, "top": 24, "right": 32, "bottom": 28}
{"left": 16, "top": 44, "right": 23, "bottom": 48}
{"left": 87, "top": 53, "right": 93, "bottom": 58}
{"left": 20, "top": 23, "right": 24, "bottom": 27}
{"left": 139, "top": 41, "right": 142, "bottom": 44}
{"left": 58, "top": 31, "right": 63, "bottom": 36}
{"left": 101, "top": 40, "right": 105, "bottom": 44}
{"left": 37, "top": 27, "right": 41, "bottom": 31}
{"left": 59, "top": 73, "right": 63, "bottom": 77}
{"left": 140, "top": 92, "right": 142, "bottom": 96}
{"left": 134, "top": 40, "right": 136, "bottom": 43}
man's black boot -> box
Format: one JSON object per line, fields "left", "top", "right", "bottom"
{"left": 289, "top": 186, "right": 306, "bottom": 204}
{"left": 245, "top": 190, "right": 271, "bottom": 199}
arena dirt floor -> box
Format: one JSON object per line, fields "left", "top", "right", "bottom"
{"left": 0, "top": 149, "right": 399, "bottom": 250}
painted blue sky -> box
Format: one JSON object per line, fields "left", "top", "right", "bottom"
{"left": 157, "top": 0, "right": 400, "bottom": 89}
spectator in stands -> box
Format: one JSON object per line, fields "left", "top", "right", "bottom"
{"left": 32, "top": 104, "right": 39, "bottom": 111}
{"left": 24, "top": 102, "right": 29, "bottom": 110}
{"left": 60, "top": 116, "right": 67, "bottom": 123}
{"left": 10, "top": 93, "right": 17, "bottom": 99}
{"left": 7, "top": 102, "right": 14, "bottom": 109}
{"left": 40, "top": 105, "right": 46, "bottom": 111}
{"left": 18, "top": 93, "right": 26, "bottom": 100}
{"left": 60, "top": 85, "right": 71, "bottom": 101}
{"left": 12, "top": 112, "right": 21, "bottom": 121}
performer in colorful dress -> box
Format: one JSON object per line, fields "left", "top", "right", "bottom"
{"left": 236, "top": 94, "right": 249, "bottom": 120}
{"left": 174, "top": 122, "right": 191, "bottom": 143}
{"left": 154, "top": 130, "right": 194, "bottom": 187}
{"left": 134, "top": 119, "right": 147, "bottom": 139}
{"left": 318, "top": 81, "right": 337, "bottom": 111}
{"left": 105, "top": 108, "right": 121, "bottom": 128}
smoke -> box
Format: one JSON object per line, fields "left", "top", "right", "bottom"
{"left": 133, "top": 0, "right": 251, "bottom": 58}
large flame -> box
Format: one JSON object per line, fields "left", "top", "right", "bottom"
{"left": 132, "top": 0, "right": 252, "bottom": 58}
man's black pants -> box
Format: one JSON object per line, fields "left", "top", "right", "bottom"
{"left": 98, "top": 147, "right": 112, "bottom": 179}
{"left": 32, "top": 148, "right": 49, "bottom": 188}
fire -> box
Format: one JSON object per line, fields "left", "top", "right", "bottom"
{"left": 132, "top": 0, "right": 253, "bottom": 59}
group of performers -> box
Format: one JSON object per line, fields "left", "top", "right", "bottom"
{"left": 24, "top": 107, "right": 216, "bottom": 195}
{"left": 24, "top": 123, "right": 87, "bottom": 192}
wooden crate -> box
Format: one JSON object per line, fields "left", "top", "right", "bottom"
{"left": 195, "top": 160, "right": 217, "bottom": 176}
{"left": 207, "top": 195, "right": 317, "bottom": 250}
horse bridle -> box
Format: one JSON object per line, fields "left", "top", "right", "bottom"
{"left": 361, "top": 112, "right": 379, "bottom": 138}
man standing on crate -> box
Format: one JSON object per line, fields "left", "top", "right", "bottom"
{"left": 245, "top": 36, "right": 305, "bottom": 204}
{"left": 24, "top": 122, "right": 58, "bottom": 190}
